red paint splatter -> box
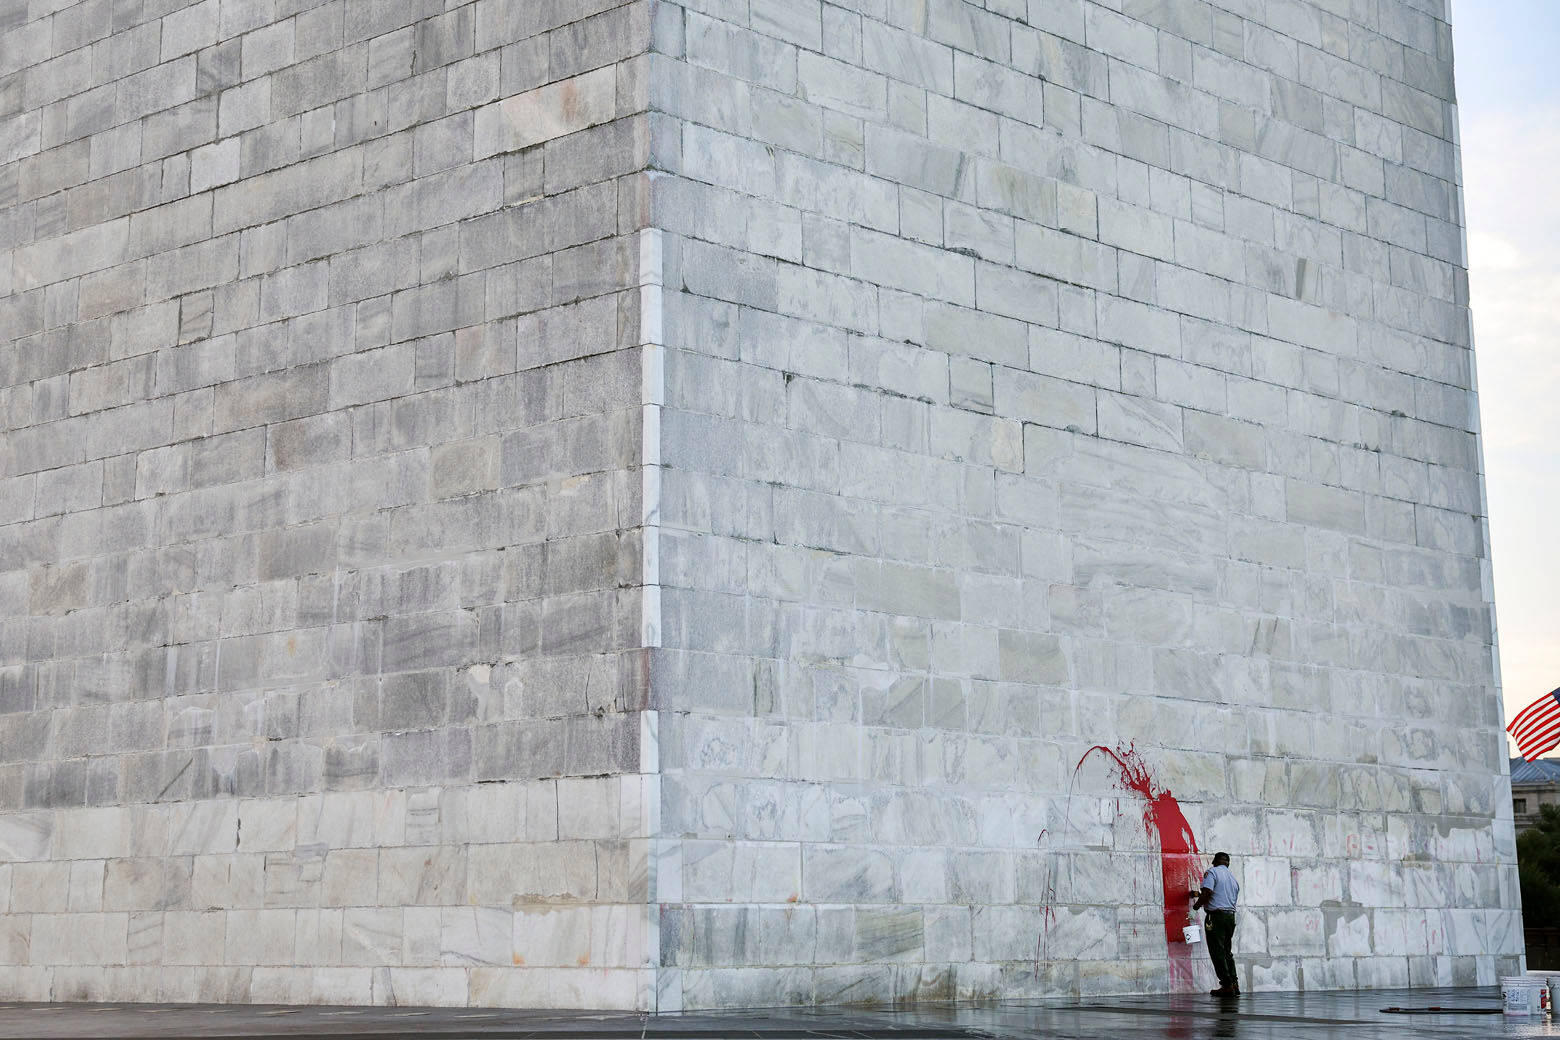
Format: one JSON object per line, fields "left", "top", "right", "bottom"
{"left": 1034, "top": 829, "right": 1057, "bottom": 970}
{"left": 1077, "top": 744, "right": 1202, "bottom": 946}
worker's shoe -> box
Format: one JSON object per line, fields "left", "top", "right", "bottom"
{"left": 1210, "top": 985, "right": 1239, "bottom": 997}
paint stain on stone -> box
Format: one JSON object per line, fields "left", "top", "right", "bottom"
{"left": 1036, "top": 744, "right": 1210, "bottom": 991}
{"left": 559, "top": 82, "right": 581, "bottom": 123}
{"left": 1076, "top": 744, "right": 1202, "bottom": 945}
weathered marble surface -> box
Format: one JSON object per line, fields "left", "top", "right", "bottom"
{"left": 0, "top": 0, "right": 1516, "bottom": 1010}
{"left": 0, "top": 0, "right": 656, "bottom": 1009}
{"left": 642, "top": 0, "right": 1518, "bottom": 1011}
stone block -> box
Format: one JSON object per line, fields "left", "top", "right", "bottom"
{"left": 803, "top": 846, "right": 896, "bottom": 903}
{"left": 999, "top": 370, "right": 1097, "bottom": 434}
{"left": 328, "top": 343, "right": 415, "bottom": 409}
{"left": 439, "top": 906, "right": 512, "bottom": 966}
{"left": 475, "top": 67, "right": 617, "bottom": 158}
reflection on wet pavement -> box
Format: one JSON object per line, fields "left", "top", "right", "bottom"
{"left": 0, "top": 987, "right": 1552, "bottom": 1039}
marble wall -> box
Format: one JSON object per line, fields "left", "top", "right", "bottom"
{"left": 643, "top": 0, "right": 1521, "bottom": 1009}
{"left": 0, "top": 0, "right": 1519, "bottom": 1009}
{"left": 0, "top": 0, "right": 657, "bottom": 1007}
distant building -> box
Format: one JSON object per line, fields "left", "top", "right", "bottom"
{"left": 1511, "top": 758, "right": 1560, "bottom": 834}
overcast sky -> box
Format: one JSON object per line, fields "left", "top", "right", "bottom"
{"left": 1450, "top": 0, "right": 1560, "bottom": 751}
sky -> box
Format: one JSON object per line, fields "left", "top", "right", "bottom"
{"left": 1449, "top": 0, "right": 1560, "bottom": 752}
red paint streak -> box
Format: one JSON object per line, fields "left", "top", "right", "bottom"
{"left": 1077, "top": 744, "right": 1202, "bottom": 945}
{"left": 1034, "top": 829, "right": 1056, "bottom": 969}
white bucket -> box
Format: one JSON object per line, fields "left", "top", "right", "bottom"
{"left": 1183, "top": 923, "right": 1203, "bottom": 944}
{"left": 1524, "top": 971, "right": 1557, "bottom": 1013}
{"left": 1502, "top": 976, "right": 1546, "bottom": 1016}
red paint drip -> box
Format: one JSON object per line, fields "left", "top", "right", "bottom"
{"left": 1077, "top": 744, "right": 1202, "bottom": 945}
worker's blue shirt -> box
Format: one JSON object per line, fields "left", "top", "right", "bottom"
{"left": 1202, "top": 864, "right": 1240, "bottom": 911}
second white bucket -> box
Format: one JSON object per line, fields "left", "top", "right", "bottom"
{"left": 1502, "top": 976, "right": 1546, "bottom": 1016}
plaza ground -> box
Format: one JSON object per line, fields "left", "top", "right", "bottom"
{"left": 0, "top": 987, "right": 1552, "bottom": 1038}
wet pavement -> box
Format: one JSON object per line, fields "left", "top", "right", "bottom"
{"left": 0, "top": 988, "right": 1550, "bottom": 1039}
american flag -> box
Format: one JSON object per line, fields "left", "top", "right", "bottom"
{"left": 1509, "top": 688, "right": 1560, "bottom": 762}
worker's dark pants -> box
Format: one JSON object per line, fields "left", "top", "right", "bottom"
{"left": 1205, "top": 910, "right": 1237, "bottom": 988}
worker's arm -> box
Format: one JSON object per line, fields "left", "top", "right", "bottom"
{"left": 1192, "top": 886, "right": 1213, "bottom": 911}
